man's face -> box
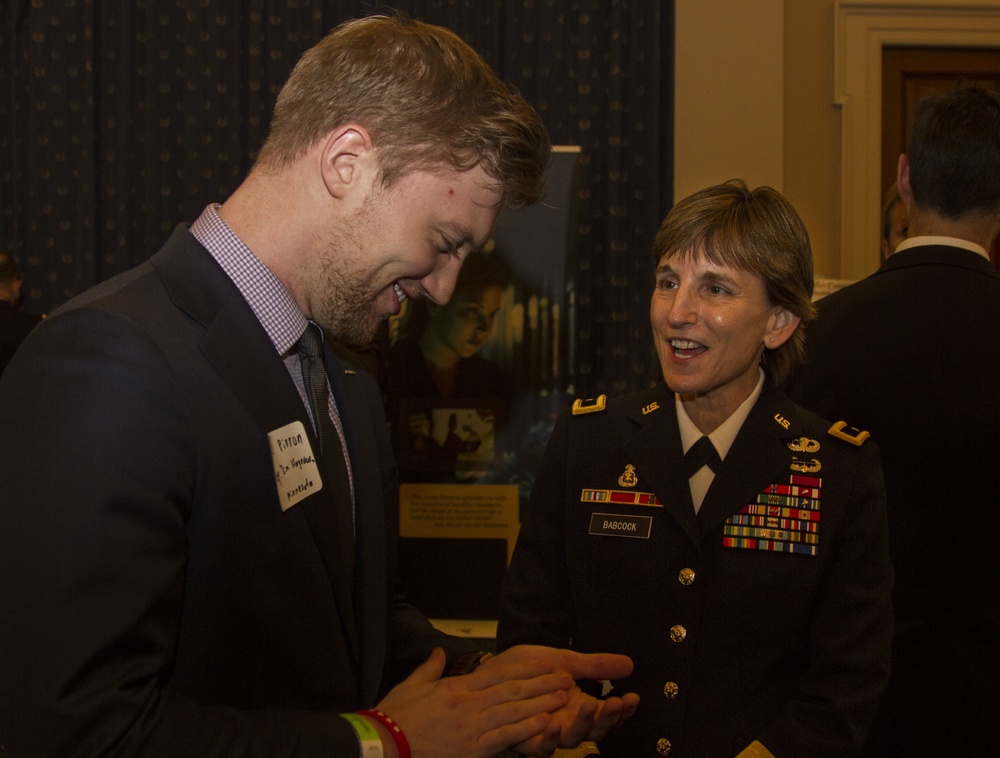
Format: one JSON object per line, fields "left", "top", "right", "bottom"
{"left": 309, "top": 165, "right": 502, "bottom": 345}
{"left": 650, "top": 249, "right": 791, "bottom": 418}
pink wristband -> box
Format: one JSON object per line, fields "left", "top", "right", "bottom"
{"left": 356, "top": 709, "right": 411, "bottom": 758}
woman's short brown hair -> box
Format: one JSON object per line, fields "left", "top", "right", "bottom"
{"left": 652, "top": 180, "right": 816, "bottom": 385}
{"left": 256, "top": 14, "right": 551, "bottom": 209}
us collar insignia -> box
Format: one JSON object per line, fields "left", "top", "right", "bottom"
{"left": 618, "top": 464, "right": 638, "bottom": 488}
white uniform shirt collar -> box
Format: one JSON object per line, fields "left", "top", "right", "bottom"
{"left": 675, "top": 369, "right": 765, "bottom": 512}
{"left": 894, "top": 235, "right": 989, "bottom": 261}
{"left": 676, "top": 368, "right": 766, "bottom": 458}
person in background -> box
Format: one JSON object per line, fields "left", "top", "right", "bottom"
{"left": 499, "top": 180, "right": 893, "bottom": 757}
{"left": 387, "top": 250, "right": 516, "bottom": 476}
{"left": 787, "top": 86, "right": 1000, "bottom": 757}
{"left": 0, "top": 15, "right": 638, "bottom": 758}
{"left": 880, "top": 183, "right": 908, "bottom": 260}
{"left": 0, "top": 250, "right": 43, "bottom": 376}
{"left": 389, "top": 250, "right": 513, "bottom": 410}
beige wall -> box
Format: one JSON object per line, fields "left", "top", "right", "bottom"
{"left": 675, "top": 1, "right": 1000, "bottom": 282}
{"left": 673, "top": 0, "right": 785, "bottom": 196}
{"left": 783, "top": 0, "right": 841, "bottom": 280}
{"left": 675, "top": 0, "right": 842, "bottom": 278}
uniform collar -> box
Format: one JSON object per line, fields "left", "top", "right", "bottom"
{"left": 675, "top": 368, "right": 765, "bottom": 461}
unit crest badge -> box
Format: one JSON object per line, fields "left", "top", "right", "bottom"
{"left": 618, "top": 464, "right": 638, "bottom": 488}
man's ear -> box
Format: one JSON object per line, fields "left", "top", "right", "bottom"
{"left": 897, "top": 154, "right": 913, "bottom": 207}
{"left": 318, "top": 125, "right": 375, "bottom": 199}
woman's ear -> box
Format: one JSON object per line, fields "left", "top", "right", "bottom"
{"left": 765, "top": 306, "right": 801, "bottom": 349}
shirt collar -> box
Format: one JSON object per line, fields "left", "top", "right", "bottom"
{"left": 676, "top": 368, "right": 765, "bottom": 460}
{"left": 894, "top": 235, "right": 990, "bottom": 261}
{"left": 189, "top": 204, "right": 308, "bottom": 355}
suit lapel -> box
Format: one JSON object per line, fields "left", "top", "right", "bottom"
{"left": 326, "top": 350, "right": 389, "bottom": 705}
{"left": 151, "top": 229, "right": 364, "bottom": 672}
{"left": 622, "top": 385, "right": 702, "bottom": 548}
{"left": 696, "top": 384, "right": 797, "bottom": 538}
{"left": 153, "top": 228, "right": 306, "bottom": 439}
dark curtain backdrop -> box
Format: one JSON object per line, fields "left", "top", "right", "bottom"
{"left": 1, "top": 0, "right": 673, "bottom": 397}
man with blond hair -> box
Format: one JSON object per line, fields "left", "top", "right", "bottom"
{"left": 0, "top": 16, "right": 636, "bottom": 758}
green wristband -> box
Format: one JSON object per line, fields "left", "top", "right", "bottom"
{"left": 340, "top": 713, "right": 384, "bottom": 758}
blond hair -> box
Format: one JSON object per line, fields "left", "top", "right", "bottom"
{"left": 256, "top": 15, "right": 550, "bottom": 208}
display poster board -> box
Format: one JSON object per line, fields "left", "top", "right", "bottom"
{"left": 386, "top": 148, "right": 581, "bottom": 625}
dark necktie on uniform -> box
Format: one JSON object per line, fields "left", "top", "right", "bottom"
{"left": 297, "top": 323, "right": 355, "bottom": 571}
{"left": 684, "top": 435, "right": 721, "bottom": 478}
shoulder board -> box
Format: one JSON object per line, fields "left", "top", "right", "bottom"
{"left": 572, "top": 394, "right": 607, "bottom": 415}
{"left": 827, "top": 420, "right": 870, "bottom": 446}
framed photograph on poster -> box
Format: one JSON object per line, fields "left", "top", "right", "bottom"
{"left": 396, "top": 400, "right": 503, "bottom": 478}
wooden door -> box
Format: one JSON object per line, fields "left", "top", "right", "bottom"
{"left": 881, "top": 47, "right": 1000, "bottom": 269}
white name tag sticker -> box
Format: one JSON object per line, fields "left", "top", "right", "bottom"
{"left": 268, "top": 420, "right": 323, "bottom": 511}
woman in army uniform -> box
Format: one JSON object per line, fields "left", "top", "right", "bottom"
{"left": 498, "top": 180, "right": 893, "bottom": 757}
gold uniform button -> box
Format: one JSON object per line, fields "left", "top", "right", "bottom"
{"left": 678, "top": 567, "right": 695, "bottom": 585}
{"left": 670, "top": 624, "right": 687, "bottom": 642}
{"left": 656, "top": 737, "right": 672, "bottom": 755}
{"left": 663, "top": 681, "right": 679, "bottom": 699}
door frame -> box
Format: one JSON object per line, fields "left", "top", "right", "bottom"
{"left": 835, "top": 0, "right": 1000, "bottom": 279}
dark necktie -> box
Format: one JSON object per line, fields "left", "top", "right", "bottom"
{"left": 684, "top": 435, "right": 721, "bottom": 478}
{"left": 297, "top": 323, "right": 355, "bottom": 566}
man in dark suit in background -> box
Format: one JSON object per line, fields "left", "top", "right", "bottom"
{"left": 0, "top": 15, "right": 637, "bottom": 758}
{"left": 0, "top": 250, "right": 43, "bottom": 375}
{"left": 787, "top": 86, "right": 1000, "bottom": 756}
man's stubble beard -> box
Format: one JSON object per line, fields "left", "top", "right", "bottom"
{"left": 310, "top": 192, "right": 387, "bottom": 347}
{"left": 314, "top": 273, "right": 384, "bottom": 347}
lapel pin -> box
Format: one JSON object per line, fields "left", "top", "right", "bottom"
{"left": 787, "top": 436, "right": 820, "bottom": 453}
{"left": 618, "top": 464, "right": 638, "bottom": 488}
{"left": 790, "top": 457, "right": 821, "bottom": 473}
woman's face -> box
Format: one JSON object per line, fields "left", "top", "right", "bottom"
{"left": 650, "top": 248, "right": 798, "bottom": 416}
{"left": 427, "top": 285, "right": 504, "bottom": 359}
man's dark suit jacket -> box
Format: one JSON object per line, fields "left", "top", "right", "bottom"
{"left": 787, "top": 244, "right": 1000, "bottom": 755}
{"left": 0, "top": 227, "right": 467, "bottom": 757}
{"left": 0, "top": 298, "right": 42, "bottom": 375}
{"left": 499, "top": 381, "right": 893, "bottom": 757}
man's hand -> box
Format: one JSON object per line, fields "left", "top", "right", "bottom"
{"left": 374, "top": 647, "right": 572, "bottom": 758}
